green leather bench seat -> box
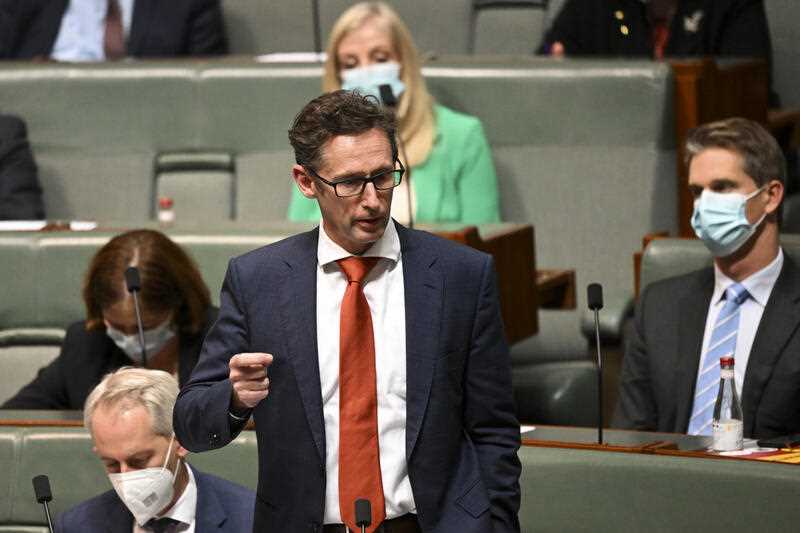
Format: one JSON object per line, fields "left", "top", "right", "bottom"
{"left": 0, "top": 425, "right": 797, "bottom": 532}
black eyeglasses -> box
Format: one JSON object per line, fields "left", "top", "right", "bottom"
{"left": 305, "top": 160, "right": 405, "bottom": 198}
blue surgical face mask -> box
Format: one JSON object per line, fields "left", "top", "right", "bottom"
{"left": 691, "top": 187, "right": 767, "bottom": 257}
{"left": 105, "top": 319, "right": 176, "bottom": 363}
{"left": 340, "top": 61, "right": 405, "bottom": 103}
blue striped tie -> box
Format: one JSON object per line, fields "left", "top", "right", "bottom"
{"left": 687, "top": 282, "right": 749, "bottom": 436}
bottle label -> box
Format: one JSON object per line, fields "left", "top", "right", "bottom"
{"left": 712, "top": 420, "right": 743, "bottom": 451}
{"left": 720, "top": 369, "right": 734, "bottom": 379}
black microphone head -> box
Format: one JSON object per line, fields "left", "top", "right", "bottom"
{"left": 378, "top": 84, "right": 397, "bottom": 107}
{"left": 32, "top": 475, "right": 52, "bottom": 503}
{"left": 587, "top": 283, "right": 604, "bottom": 311}
{"left": 355, "top": 498, "right": 372, "bottom": 527}
{"left": 124, "top": 266, "right": 141, "bottom": 292}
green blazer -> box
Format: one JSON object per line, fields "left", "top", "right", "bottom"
{"left": 287, "top": 104, "right": 501, "bottom": 224}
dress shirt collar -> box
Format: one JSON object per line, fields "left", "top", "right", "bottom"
{"left": 317, "top": 219, "right": 401, "bottom": 267}
{"left": 158, "top": 461, "right": 196, "bottom": 528}
{"left": 712, "top": 247, "right": 784, "bottom": 307}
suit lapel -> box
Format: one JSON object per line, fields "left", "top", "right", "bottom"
{"left": 128, "top": 0, "right": 155, "bottom": 54}
{"left": 104, "top": 494, "right": 134, "bottom": 533}
{"left": 277, "top": 229, "right": 326, "bottom": 463}
{"left": 397, "top": 226, "right": 442, "bottom": 459}
{"left": 192, "top": 468, "right": 227, "bottom": 530}
{"left": 742, "top": 256, "right": 800, "bottom": 435}
{"left": 674, "top": 268, "right": 714, "bottom": 431}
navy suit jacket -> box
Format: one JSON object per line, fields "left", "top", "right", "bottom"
{"left": 174, "top": 224, "right": 521, "bottom": 532}
{"left": 0, "top": 0, "right": 227, "bottom": 59}
{"left": 614, "top": 255, "right": 800, "bottom": 438}
{"left": 55, "top": 466, "right": 255, "bottom": 533}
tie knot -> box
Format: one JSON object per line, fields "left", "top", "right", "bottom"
{"left": 725, "top": 283, "right": 750, "bottom": 306}
{"left": 337, "top": 256, "right": 379, "bottom": 284}
{"left": 145, "top": 517, "right": 181, "bottom": 533}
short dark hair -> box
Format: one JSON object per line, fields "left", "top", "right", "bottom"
{"left": 685, "top": 117, "right": 786, "bottom": 188}
{"left": 288, "top": 89, "right": 398, "bottom": 171}
{"left": 83, "top": 230, "right": 211, "bottom": 335}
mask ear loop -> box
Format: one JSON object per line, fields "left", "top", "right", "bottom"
{"left": 745, "top": 185, "right": 769, "bottom": 227}
{"left": 161, "top": 433, "right": 180, "bottom": 482}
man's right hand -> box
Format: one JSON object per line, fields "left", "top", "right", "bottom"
{"left": 229, "top": 352, "right": 273, "bottom": 411}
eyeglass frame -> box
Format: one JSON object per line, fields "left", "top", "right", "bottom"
{"left": 304, "top": 159, "right": 405, "bottom": 198}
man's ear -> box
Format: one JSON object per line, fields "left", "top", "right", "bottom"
{"left": 763, "top": 178, "right": 785, "bottom": 217}
{"left": 292, "top": 164, "right": 317, "bottom": 199}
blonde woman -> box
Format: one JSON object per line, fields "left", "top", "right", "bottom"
{"left": 287, "top": 1, "right": 500, "bottom": 225}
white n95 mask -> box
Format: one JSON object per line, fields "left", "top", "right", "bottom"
{"left": 108, "top": 434, "right": 180, "bottom": 526}
{"left": 106, "top": 319, "right": 176, "bottom": 363}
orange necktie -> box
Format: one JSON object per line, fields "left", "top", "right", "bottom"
{"left": 337, "top": 256, "right": 385, "bottom": 533}
{"left": 104, "top": 0, "right": 126, "bottom": 61}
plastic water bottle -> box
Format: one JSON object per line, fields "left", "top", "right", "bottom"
{"left": 157, "top": 197, "right": 175, "bottom": 229}
{"left": 712, "top": 356, "right": 743, "bottom": 451}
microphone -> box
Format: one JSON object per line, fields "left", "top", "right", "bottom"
{"left": 355, "top": 499, "right": 372, "bottom": 533}
{"left": 377, "top": 84, "right": 414, "bottom": 229}
{"left": 124, "top": 266, "right": 148, "bottom": 368}
{"left": 587, "top": 283, "right": 604, "bottom": 445}
{"left": 32, "top": 475, "right": 54, "bottom": 533}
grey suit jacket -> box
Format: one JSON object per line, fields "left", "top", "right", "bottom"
{"left": 614, "top": 255, "right": 800, "bottom": 439}
{"left": 174, "top": 223, "right": 521, "bottom": 532}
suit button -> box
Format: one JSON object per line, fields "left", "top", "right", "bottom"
{"left": 210, "top": 432, "right": 220, "bottom": 444}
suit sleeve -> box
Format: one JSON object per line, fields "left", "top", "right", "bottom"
{"left": 0, "top": 115, "right": 45, "bottom": 220}
{"left": 464, "top": 255, "right": 521, "bottom": 532}
{"left": 537, "top": 0, "right": 583, "bottom": 54}
{"left": 185, "top": 0, "right": 228, "bottom": 55}
{"left": 716, "top": 0, "right": 771, "bottom": 59}
{"left": 612, "top": 286, "right": 659, "bottom": 430}
{"left": 174, "top": 258, "right": 249, "bottom": 452}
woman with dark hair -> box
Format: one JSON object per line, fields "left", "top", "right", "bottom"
{"left": 3, "top": 229, "right": 216, "bottom": 409}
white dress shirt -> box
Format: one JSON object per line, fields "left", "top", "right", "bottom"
{"left": 51, "top": 0, "right": 135, "bottom": 62}
{"left": 697, "top": 248, "right": 784, "bottom": 400}
{"left": 133, "top": 462, "right": 196, "bottom": 533}
{"left": 316, "top": 220, "right": 416, "bottom": 524}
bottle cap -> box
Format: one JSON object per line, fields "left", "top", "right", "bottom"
{"left": 159, "top": 197, "right": 174, "bottom": 208}
{"left": 720, "top": 356, "right": 735, "bottom": 367}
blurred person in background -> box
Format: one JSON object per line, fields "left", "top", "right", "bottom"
{"left": 288, "top": 1, "right": 501, "bottom": 226}
{"left": 540, "top": 0, "right": 771, "bottom": 64}
{"left": 0, "top": 113, "right": 44, "bottom": 220}
{"left": 3, "top": 229, "right": 216, "bottom": 409}
{"left": 0, "top": 0, "right": 227, "bottom": 61}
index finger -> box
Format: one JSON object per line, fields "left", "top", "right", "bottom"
{"left": 231, "top": 352, "right": 273, "bottom": 368}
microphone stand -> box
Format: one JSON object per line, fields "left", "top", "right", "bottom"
{"left": 124, "top": 267, "right": 148, "bottom": 368}
{"left": 593, "top": 306, "right": 603, "bottom": 445}
{"left": 311, "top": 0, "right": 322, "bottom": 58}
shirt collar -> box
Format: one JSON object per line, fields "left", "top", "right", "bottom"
{"left": 712, "top": 247, "right": 784, "bottom": 307}
{"left": 159, "top": 461, "right": 197, "bottom": 527}
{"left": 317, "top": 219, "right": 401, "bottom": 267}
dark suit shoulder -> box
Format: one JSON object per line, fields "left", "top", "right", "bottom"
{"left": 56, "top": 489, "right": 129, "bottom": 532}
{"left": 640, "top": 266, "right": 714, "bottom": 304}
{"left": 0, "top": 114, "right": 26, "bottom": 139}
{"left": 231, "top": 228, "right": 318, "bottom": 273}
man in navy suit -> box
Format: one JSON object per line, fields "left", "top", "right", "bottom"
{"left": 0, "top": 0, "right": 227, "bottom": 61}
{"left": 57, "top": 368, "right": 254, "bottom": 532}
{"left": 174, "top": 90, "right": 521, "bottom": 532}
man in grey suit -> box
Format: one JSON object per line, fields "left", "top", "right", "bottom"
{"left": 174, "top": 90, "right": 521, "bottom": 532}
{"left": 615, "top": 117, "right": 800, "bottom": 440}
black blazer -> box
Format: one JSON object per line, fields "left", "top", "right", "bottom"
{"left": 614, "top": 256, "right": 800, "bottom": 439}
{"left": 0, "top": 0, "right": 227, "bottom": 59}
{"left": 2, "top": 307, "right": 218, "bottom": 410}
{"left": 0, "top": 114, "right": 44, "bottom": 220}
{"left": 540, "top": 0, "right": 772, "bottom": 61}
